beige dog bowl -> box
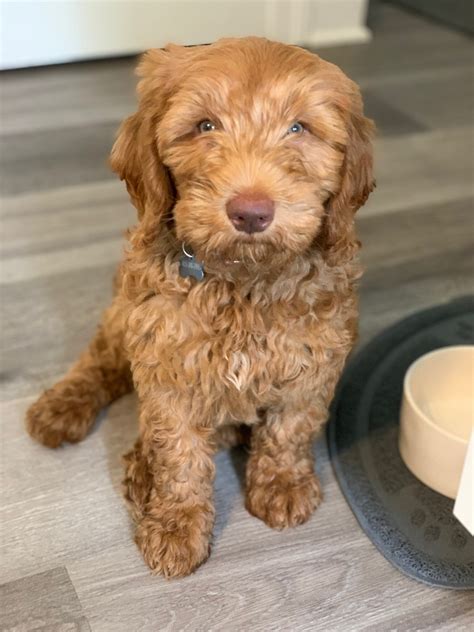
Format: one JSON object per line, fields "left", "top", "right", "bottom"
{"left": 399, "top": 345, "right": 474, "bottom": 499}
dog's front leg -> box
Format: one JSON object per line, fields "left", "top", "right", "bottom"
{"left": 129, "top": 393, "right": 215, "bottom": 578}
{"left": 245, "top": 401, "right": 324, "bottom": 530}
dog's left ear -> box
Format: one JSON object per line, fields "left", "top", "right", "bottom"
{"left": 321, "top": 90, "right": 375, "bottom": 257}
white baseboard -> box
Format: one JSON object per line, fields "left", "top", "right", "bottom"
{"left": 306, "top": 25, "right": 372, "bottom": 48}
{"left": 1, "top": 1, "right": 371, "bottom": 69}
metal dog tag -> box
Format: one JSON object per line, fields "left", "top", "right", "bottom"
{"left": 179, "top": 253, "right": 205, "bottom": 281}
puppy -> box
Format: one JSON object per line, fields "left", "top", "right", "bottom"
{"left": 26, "top": 37, "right": 375, "bottom": 578}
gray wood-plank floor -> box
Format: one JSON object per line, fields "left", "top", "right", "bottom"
{"left": 1, "top": 4, "right": 473, "bottom": 631}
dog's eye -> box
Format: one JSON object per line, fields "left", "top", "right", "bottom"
{"left": 287, "top": 122, "right": 305, "bottom": 135}
{"left": 198, "top": 120, "right": 217, "bottom": 133}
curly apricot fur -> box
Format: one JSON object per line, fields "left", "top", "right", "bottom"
{"left": 26, "top": 37, "right": 374, "bottom": 578}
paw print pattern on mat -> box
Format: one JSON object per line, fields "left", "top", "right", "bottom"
{"left": 424, "top": 525, "right": 441, "bottom": 542}
{"left": 451, "top": 529, "right": 468, "bottom": 549}
{"left": 411, "top": 509, "right": 426, "bottom": 527}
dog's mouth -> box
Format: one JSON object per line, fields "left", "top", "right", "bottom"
{"left": 194, "top": 233, "right": 297, "bottom": 276}
{"left": 229, "top": 230, "right": 269, "bottom": 244}
{"left": 173, "top": 197, "right": 319, "bottom": 274}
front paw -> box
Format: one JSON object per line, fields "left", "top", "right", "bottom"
{"left": 246, "top": 471, "right": 322, "bottom": 530}
{"left": 26, "top": 380, "right": 99, "bottom": 448}
{"left": 135, "top": 505, "right": 213, "bottom": 578}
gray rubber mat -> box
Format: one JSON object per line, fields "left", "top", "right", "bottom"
{"left": 327, "top": 296, "right": 474, "bottom": 589}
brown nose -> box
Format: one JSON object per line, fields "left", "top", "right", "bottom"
{"left": 226, "top": 192, "right": 275, "bottom": 234}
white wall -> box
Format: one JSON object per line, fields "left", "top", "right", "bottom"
{"left": 0, "top": 0, "right": 370, "bottom": 70}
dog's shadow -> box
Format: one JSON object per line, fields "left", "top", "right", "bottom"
{"left": 100, "top": 395, "right": 248, "bottom": 541}
{"left": 214, "top": 444, "right": 248, "bottom": 539}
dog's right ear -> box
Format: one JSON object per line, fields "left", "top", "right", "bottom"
{"left": 109, "top": 49, "right": 176, "bottom": 221}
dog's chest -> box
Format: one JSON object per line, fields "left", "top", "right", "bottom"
{"left": 128, "top": 291, "right": 323, "bottom": 404}
{"left": 188, "top": 302, "right": 312, "bottom": 392}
